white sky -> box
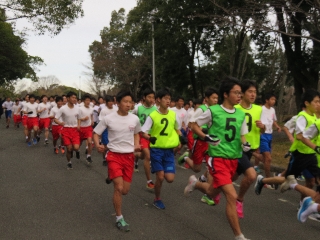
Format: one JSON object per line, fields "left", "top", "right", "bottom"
{"left": 15, "top": 0, "right": 137, "bottom": 93}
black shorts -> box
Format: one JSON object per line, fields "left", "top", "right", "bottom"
{"left": 285, "top": 150, "right": 319, "bottom": 178}
{"left": 236, "top": 152, "right": 253, "bottom": 175}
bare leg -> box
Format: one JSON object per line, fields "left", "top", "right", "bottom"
{"left": 262, "top": 152, "right": 272, "bottom": 178}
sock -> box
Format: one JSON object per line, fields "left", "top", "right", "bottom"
{"left": 87, "top": 154, "right": 91, "bottom": 157}
{"left": 45, "top": 138, "right": 48, "bottom": 141}
{"left": 147, "top": 180, "right": 152, "bottom": 183}
{"left": 116, "top": 215, "right": 123, "bottom": 222}
{"left": 26, "top": 136, "right": 28, "bottom": 139}
{"left": 235, "top": 234, "right": 244, "bottom": 240}
{"left": 290, "top": 183, "right": 298, "bottom": 189}
{"left": 68, "top": 161, "right": 71, "bottom": 163}
{"left": 200, "top": 175, "right": 207, "bottom": 182}
{"left": 277, "top": 173, "right": 281, "bottom": 177}
{"left": 183, "top": 156, "right": 188, "bottom": 162}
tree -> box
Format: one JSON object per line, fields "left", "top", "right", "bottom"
{"left": 37, "top": 75, "right": 61, "bottom": 90}
{"left": 1, "top": 0, "right": 84, "bottom": 35}
{"left": 0, "top": 20, "right": 43, "bottom": 85}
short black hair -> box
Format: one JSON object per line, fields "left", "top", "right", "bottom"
{"left": 301, "top": 89, "right": 320, "bottom": 108}
{"left": 143, "top": 88, "right": 155, "bottom": 98}
{"left": 41, "top": 95, "right": 47, "bottom": 100}
{"left": 116, "top": 90, "right": 133, "bottom": 103}
{"left": 55, "top": 96, "right": 63, "bottom": 103}
{"left": 193, "top": 98, "right": 203, "bottom": 106}
{"left": 176, "top": 96, "right": 184, "bottom": 102}
{"left": 81, "top": 94, "right": 91, "bottom": 101}
{"left": 264, "top": 92, "right": 276, "bottom": 102}
{"left": 241, "top": 80, "right": 257, "bottom": 93}
{"left": 29, "top": 94, "right": 35, "bottom": 99}
{"left": 156, "top": 88, "right": 171, "bottom": 99}
{"left": 204, "top": 87, "right": 218, "bottom": 98}
{"left": 98, "top": 96, "right": 104, "bottom": 100}
{"left": 105, "top": 95, "right": 114, "bottom": 103}
{"left": 184, "top": 102, "right": 190, "bottom": 106}
{"left": 219, "top": 76, "right": 241, "bottom": 103}
{"left": 66, "top": 91, "right": 77, "bottom": 98}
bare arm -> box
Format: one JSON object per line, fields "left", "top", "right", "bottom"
{"left": 283, "top": 126, "right": 294, "bottom": 143}
{"left": 273, "top": 121, "right": 281, "bottom": 132}
{"left": 93, "top": 132, "right": 106, "bottom": 153}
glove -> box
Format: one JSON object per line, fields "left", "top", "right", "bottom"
{"left": 314, "top": 146, "right": 320, "bottom": 154}
{"left": 204, "top": 134, "right": 220, "bottom": 146}
{"left": 242, "top": 142, "right": 251, "bottom": 152}
{"left": 27, "top": 111, "right": 33, "bottom": 114}
{"left": 179, "top": 135, "right": 188, "bottom": 145}
{"left": 201, "top": 128, "right": 208, "bottom": 134}
{"left": 149, "top": 137, "right": 157, "bottom": 145}
{"left": 284, "top": 151, "right": 292, "bottom": 158}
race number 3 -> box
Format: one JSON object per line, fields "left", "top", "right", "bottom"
{"left": 160, "top": 118, "right": 169, "bottom": 136}
{"left": 225, "top": 118, "right": 236, "bottom": 142}
{"left": 245, "top": 113, "right": 252, "bottom": 132}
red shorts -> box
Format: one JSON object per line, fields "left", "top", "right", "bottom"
{"left": 51, "top": 125, "right": 62, "bottom": 141}
{"left": 39, "top": 118, "right": 51, "bottom": 129}
{"left": 80, "top": 126, "right": 93, "bottom": 141}
{"left": 139, "top": 132, "right": 150, "bottom": 149}
{"left": 22, "top": 115, "right": 28, "bottom": 126}
{"left": 187, "top": 130, "right": 194, "bottom": 150}
{"left": 27, "top": 117, "right": 39, "bottom": 130}
{"left": 61, "top": 127, "right": 80, "bottom": 146}
{"left": 13, "top": 115, "right": 22, "bottom": 124}
{"left": 208, "top": 157, "right": 238, "bottom": 188}
{"left": 191, "top": 139, "right": 209, "bottom": 165}
{"left": 106, "top": 151, "right": 134, "bottom": 183}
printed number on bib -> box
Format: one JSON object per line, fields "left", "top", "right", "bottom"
{"left": 225, "top": 118, "right": 236, "bottom": 142}
{"left": 160, "top": 118, "right": 169, "bottom": 136}
{"left": 245, "top": 113, "right": 252, "bottom": 132}
{"left": 140, "top": 113, "right": 147, "bottom": 125}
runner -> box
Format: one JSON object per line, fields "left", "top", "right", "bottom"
{"left": 54, "top": 92, "right": 80, "bottom": 170}
{"left": 78, "top": 94, "right": 94, "bottom": 163}
{"left": 133, "top": 88, "right": 157, "bottom": 189}
{"left": 38, "top": 95, "right": 52, "bottom": 145}
{"left": 141, "top": 88, "right": 184, "bottom": 209}
{"left": 21, "top": 94, "right": 30, "bottom": 142}
{"left": 22, "top": 94, "right": 39, "bottom": 146}
{"left": 93, "top": 90, "right": 141, "bottom": 231}
{"left": 12, "top": 98, "right": 22, "bottom": 129}
{"left": 2, "top": 97, "right": 13, "bottom": 128}
{"left": 49, "top": 96, "right": 65, "bottom": 154}
{"left": 184, "top": 77, "right": 250, "bottom": 240}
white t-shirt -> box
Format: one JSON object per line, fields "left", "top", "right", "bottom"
{"left": 284, "top": 115, "right": 298, "bottom": 134}
{"left": 303, "top": 124, "right": 319, "bottom": 139}
{"left": 99, "top": 107, "right": 115, "bottom": 121}
{"left": 55, "top": 105, "right": 79, "bottom": 127}
{"left": 23, "top": 102, "right": 39, "bottom": 117}
{"left": 49, "top": 107, "right": 62, "bottom": 126}
{"left": 260, "top": 106, "right": 277, "bottom": 134}
{"left": 78, "top": 106, "right": 93, "bottom": 127}
{"left": 38, "top": 102, "right": 52, "bottom": 119}
{"left": 189, "top": 105, "right": 208, "bottom": 123}
{"left": 195, "top": 105, "right": 248, "bottom": 135}
{"left": 186, "top": 108, "right": 194, "bottom": 125}
{"left": 171, "top": 107, "right": 187, "bottom": 127}
{"left": 94, "top": 112, "right": 141, "bottom": 153}
{"left": 12, "top": 104, "right": 21, "bottom": 115}
{"left": 50, "top": 101, "right": 57, "bottom": 108}
{"left": 99, "top": 103, "right": 106, "bottom": 110}
{"left": 93, "top": 105, "right": 100, "bottom": 123}
{"left": 2, "top": 101, "right": 13, "bottom": 111}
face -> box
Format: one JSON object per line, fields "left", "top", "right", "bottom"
{"left": 189, "top": 100, "right": 193, "bottom": 108}
{"left": 42, "top": 96, "right": 48, "bottom": 103}
{"left": 84, "top": 98, "right": 91, "bottom": 107}
{"left": 6, "top": 97, "right": 10, "bottom": 102}
{"left": 243, "top": 86, "right": 257, "bottom": 104}
{"left": 170, "top": 101, "right": 175, "bottom": 108}
{"left": 57, "top": 100, "right": 63, "bottom": 108}
{"left": 68, "top": 95, "right": 77, "bottom": 105}
{"left": 184, "top": 104, "right": 190, "bottom": 111}
{"left": 25, "top": 95, "right": 29, "bottom": 101}
{"left": 29, "top": 97, "right": 35, "bottom": 104}
{"left": 266, "top": 96, "right": 276, "bottom": 107}
{"left": 206, "top": 93, "right": 219, "bottom": 106}
{"left": 194, "top": 103, "right": 201, "bottom": 110}
{"left": 98, "top": 98, "right": 104, "bottom": 104}
{"left": 107, "top": 101, "right": 113, "bottom": 108}
{"left": 145, "top": 93, "right": 155, "bottom": 106}
{"left": 177, "top": 99, "right": 184, "bottom": 108}
{"left": 50, "top": 97, "right": 54, "bottom": 102}
{"left": 117, "top": 96, "right": 132, "bottom": 113}
{"left": 225, "top": 85, "right": 242, "bottom": 105}
{"left": 158, "top": 95, "right": 171, "bottom": 109}
{"left": 63, "top": 96, "right": 67, "bottom": 104}
{"left": 36, "top": 99, "right": 40, "bottom": 103}
{"left": 306, "top": 96, "right": 320, "bottom": 114}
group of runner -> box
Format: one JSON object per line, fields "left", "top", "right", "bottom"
{"left": 2, "top": 77, "right": 320, "bottom": 240}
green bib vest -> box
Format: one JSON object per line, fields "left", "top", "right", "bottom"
{"left": 313, "top": 120, "right": 320, "bottom": 167}
{"left": 235, "top": 104, "right": 262, "bottom": 149}
{"left": 149, "top": 110, "right": 179, "bottom": 149}
{"left": 137, "top": 105, "right": 157, "bottom": 126}
{"left": 290, "top": 111, "right": 316, "bottom": 154}
{"left": 207, "top": 105, "right": 245, "bottom": 159}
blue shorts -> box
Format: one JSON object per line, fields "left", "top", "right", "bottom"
{"left": 101, "top": 129, "right": 109, "bottom": 145}
{"left": 150, "top": 148, "right": 175, "bottom": 174}
{"left": 5, "top": 110, "right": 12, "bottom": 119}
{"left": 260, "top": 133, "right": 272, "bottom": 153}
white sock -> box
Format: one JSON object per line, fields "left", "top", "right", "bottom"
{"left": 290, "top": 183, "right": 298, "bottom": 189}
{"left": 184, "top": 156, "right": 188, "bottom": 161}
{"left": 116, "top": 215, "right": 123, "bottom": 221}
{"left": 87, "top": 154, "right": 91, "bottom": 157}
{"left": 147, "top": 180, "right": 152, "bottom": 183}
{"left": 68, "top": 161, "right": 71, "bottom": 164}
{"left": 86, "top": 146, "right": 88, "bottom": 149}
{"left": 235, "top": 233, "right": 244, "bottom": 240}
{"left": 26, "top": 136, "right": 28, "bottom": 139}
{"left": 277, "top": 173, "right": 281, "bottom": 177}
{"left": 200, "top": 175, "right": 207, "bottom": 182}
{"left": 45, "top": 138, "right": 48, "bottom": 141}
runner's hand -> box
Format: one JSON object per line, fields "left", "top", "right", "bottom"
{"left": 179, "top": 135, "right": 188, "bottom": 145}
{"left": 134, "top": 145, "right": 141, "bottom": 152}
{"left": 97, "top": 144, "right": 105, "bottom": 153}
{"left": 201, "top": 128, "right": 208, "bottom": 134}
{"left": 27, "top": 111, "right": 33, "bottom": 114}
{"left": 242, "top": 142, "right": 251, "bottom": 152}
{"left": 204, "top": 135, "right": 220, "bottom": 146}
{"left": 314, "top": 146, "right": 320, "bottom": 154}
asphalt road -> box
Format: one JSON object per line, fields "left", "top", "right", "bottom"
{"left": 0, "top": 117, "right": 319, "bottom": 240}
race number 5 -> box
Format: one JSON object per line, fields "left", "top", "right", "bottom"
{"left": 225, "top": 118, "right": 236, "bottom": 142}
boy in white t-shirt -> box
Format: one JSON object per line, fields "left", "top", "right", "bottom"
{"left": 38, "top": 95, "right": 52, "bottom": 144}
{"left": 2, "top": 97, "right": 13, "bottom": 128}
{"left": 12, "top": 99, "right": 22, "bottom": 129}
{"left": 93, "top": 91, "right": 141, "bottom": 232}
{"left": 22, "top": 95, "right": 39, "bottom": 146}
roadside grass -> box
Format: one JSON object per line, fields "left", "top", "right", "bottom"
{"left": 271, "top": 139, "right": 292, "bottom": 169}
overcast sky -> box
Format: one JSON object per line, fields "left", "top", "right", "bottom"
{"left": 15, "top": 0, "right": 137, "bottom": 93}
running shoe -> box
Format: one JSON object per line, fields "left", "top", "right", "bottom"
{"left": 27, "top": 141, "right": 32, "bottom": 147}
{"left": 264, "top": 184, "right": 274, "bottom": 190}
{"left": 184, "top": 175, "right": 197, "bottom": 196}
{"left": 44, "top": 139, "right": 49, "bottom": 145}
{"left": 33, "top": 138, "right": 37, "bottom": 145}
{"left": 116, "top": 218, "right": 130, "bottom": 232}
{"left": 76, "top": 151, "right": 80, "bottom": 159}
{"left": 36, "top": 135, "right": 40, "bottom": 142}
{"left": 54, "top": 147, "right": 59, "bottom": 154}
{"left": 153, "top": 199, "right": 165, "bottom": 209}
{"left": 235, "top": 234, "right": 250, "bottom": 240}
{"left": 17, "top": 124, "right": 20, "bottom": 128}
{"left": 6, "top": 125, "right": 9, "bottom": 129}
{"left": 298, "top": 197, "right": 314, "bottom": 223}
{"left": 60, "top": 147, "right": 65, "bottom": 154}
{"left": 254, "top": 166, "right": 261, "bottom": 174}
{"left": 296, "top": 175, "right": 305, "bottom": 181}
{"left": 134, "top": 164, "right": 139, "bottom": 172}
{"left": 146, "top": 181, "right": 155, "bottom": 189}
{"left": 67, "top": 163, "right": 73, "bottom": 170}
{"left": 254, "top": 175, "right": 264, "bottom": 195}
{"left": 198, "top": 176, "right": 207, "bottom": 183}
{"left": 102, "top": 160, "right": 107, "bottom": 166}
{"left": 308, "top": 212, "right": 320, "bottom": 222}
{"left": 280, "top": 175, "right": 297, "bottom": 193}
{"left": 201, "top": 195, "right": 215, "bottom": 206}
{"left": 86, "top": 156, "right": 92, "bottom": 164}
{"left": 106, "top": 177, "right": 112, "bottom": 184}
{"left": 213, "top": 193, "right": 221, "bottom": 205}
{"left": 236, "top": 200, "right": 244, "bottom": 218}
{"left": 178, "top": 152, "right": 189, "bottom": 165}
